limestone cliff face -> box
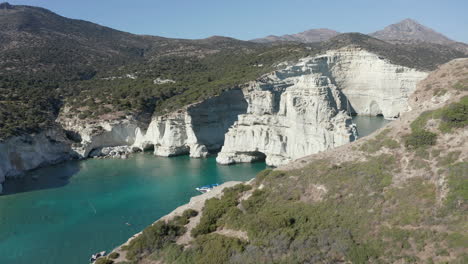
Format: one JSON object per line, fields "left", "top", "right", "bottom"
{"left": 216, "top": 46, "right": 428, "bottom": 166}
{"left": 0, "top": 129, "right": 74, "bottom": 193}
{"left": 217, "top": 67, "right": 355, "bottom": 166}
{"left": 57, "top": 115, "right": 141, "bottom": 158}
{"left": 133, "top": 89, "right": 247, "bottom": 158}
{"left": 0, "top": 46, "right": 429, "bottom": 190}
{"left": 323, "top": 47, "right": 428, "bottom": 117}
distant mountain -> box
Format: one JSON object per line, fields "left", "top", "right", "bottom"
{"left": 251, "top": 28, "right": 339, "bottom": 43}
{"left": 370, "top": 18, "right": 468, "bottom": 54}
{"left": 370, "top": 18, "right": 455, "bottom": 45}
{"left": 0, "top": 2, "right": 466, "bottom": 139}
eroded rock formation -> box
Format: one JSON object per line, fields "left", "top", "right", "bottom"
{"left": 0, "top": 46, "right": 429, "bottom": 191}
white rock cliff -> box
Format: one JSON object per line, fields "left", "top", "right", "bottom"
{"left": 0, "top": 129, "right": 74, "bottom": 193}
{"left": 0, "top": 46, "right": 429, "bottom": 191}
{"left": 217, "top": 46, "right": 428, "bottom": 166}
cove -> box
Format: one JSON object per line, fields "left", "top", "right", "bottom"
{"left": 352, "top": 115, "right": 392, "bottom": 138}
{"left": 0, "top": 154, "right": 266, "bottom": 264}
{"left": 0, "top": 116, "right": 389, "bottom": 264}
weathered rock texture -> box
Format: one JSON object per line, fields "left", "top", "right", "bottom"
{"left": 58, "top": 116, "right": 140, "bottom": 158}
{"left": 0, "top": 129, "right": 74, "bottom": 193}
{"left": 324, "top": 47, "right": 428, "bottom": 117}
{"left": 0, "top": 47, "right": 429, "bottom": 191}
{"left": 216, "top": 47, "right": 427, "bottom": 166}
{"left": 133, "top": 89, "right": 247, "bottom": 158}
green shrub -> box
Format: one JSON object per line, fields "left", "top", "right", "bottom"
{"left": 125, "top": 220, "right": 186, "bottom": 260}
{"left": 255, "top": 169, "right": 273, "bottom": 183}
{"left": 191, "top": 184, "right": 250, "bottom": 237}
{"left": 95, "top": 257, "right": 113, "bottom": 264}
{"left": 404, "top": 130, "right": 437, "bottom": 149}
{"left": 445, "top": 162, "right": 468, "bottom": 210}
{"left": 173, "top": 209, "right": 198, "bottom": 226}
{"left": 108, "top": 252, "right": 119, "bottom": 259}
{"left": 182, "top": 209, "right": 198, "bottom": 219}
{"left": 181, "top": 234, "right": 246, "bottom": 264}
{"left": 439, "top": 96, "right": 468, "bottom": 132}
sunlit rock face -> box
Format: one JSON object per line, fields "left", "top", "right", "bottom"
{"left": 323, "top": 47, "right": 428, "bottom": 117}
{"left": 0, "top": 46, "right": 428, "bottom": 188}
{"left": 217, "top": 46, "right": 428, "bottom": 166}
{"left": 133, "top": 89, "right": 248, "bottom": 158}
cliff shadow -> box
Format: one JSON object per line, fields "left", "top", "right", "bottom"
{"left": 188, "top": 89, "right": 248, "bottom": 150}
{"left": 1, "top": 160, "right": 81, "bottom": 196}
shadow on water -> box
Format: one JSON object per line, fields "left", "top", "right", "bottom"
{"left": 1, "top": 161, "right": 81, "bottom": 196}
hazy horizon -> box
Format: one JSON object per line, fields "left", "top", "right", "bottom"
{"left": 6, "top": 0, "right": 468, "bottom": 43}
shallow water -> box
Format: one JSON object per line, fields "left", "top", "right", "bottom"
{"left": 352, "top": 115, "right": 391, "bottom": 138}
{"left": 0, "top": 154, "right": 266, "bottom": 264}
{"left": 0, "top": 116, "right": 389, "bottom": 264}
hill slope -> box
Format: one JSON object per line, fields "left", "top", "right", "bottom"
{"left": 370, "top": 18, "right": 468, "bottom": 54}
{"left": 0, "top": 3, "right": 467, "bottom": 142}
{"left": 370, "top": 18, "right": 456, "bottom": 45}
{"left": 112, "top": 58, "right": 468, "bottom": 264}
{"left": 251, "top": 28, "right": 339, "bottom": 43}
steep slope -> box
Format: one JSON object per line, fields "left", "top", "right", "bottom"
{"left": 217, "top": 46, "right": 427, "bottom": 166}
{"left": 113, "top": 58, "right": 468, "bottom": 264}
{"left": 251, "top": 28, "right": 339, "bottom": 43}
{"left": 371, "top": 18, "right": 455, "bottom": 45}
{"left": 370, "top": 18, "right": 468, "bottom": 54}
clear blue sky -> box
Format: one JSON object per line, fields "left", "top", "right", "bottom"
{"left": 7, "top": 0, "right": 468, "bottom": 43}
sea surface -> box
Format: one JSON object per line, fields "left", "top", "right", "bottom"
{"left": 0, "top": 155, "right": 266, "bottom": 264}
{"left": 0, "top": 116, "right": 389, "bottom": 264}
{"left": 353, "top": 115, "right": 391, "bottom": 137}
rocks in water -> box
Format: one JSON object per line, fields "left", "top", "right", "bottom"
{"left": 90, "top": 146, "right": 132, "bottom": 159}
{"left": 189, "top": 144, "right": 209, "bottom": 158}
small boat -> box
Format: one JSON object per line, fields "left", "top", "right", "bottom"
{"left": 195, "top": 183, "right": 220, "bottom": 193}
{"left": 89, "top": 251, "right": 106, "bottom": 262}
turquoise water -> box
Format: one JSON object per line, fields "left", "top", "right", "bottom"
{"left": 352, "top": 115, "right": 391, "bottom": 138}
{"left": 0, "top": 154, "right": 266, "bottom": 264}
{"left": 0, "top": 117, "right": 389, "bottom": 264}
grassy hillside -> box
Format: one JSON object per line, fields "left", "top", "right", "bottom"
{"left": 0, "top": 4, "right": 466, "bottom": 141}
{"left": 113, "top": 59, "right": 468, "bottom": 264}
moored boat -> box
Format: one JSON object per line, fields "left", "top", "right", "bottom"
{"left": 195, "top": 183, "right": 220, "bottom": 193}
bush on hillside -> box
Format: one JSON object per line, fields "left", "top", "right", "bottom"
{"left": 404, "top": 130, "right": 437, "bottom": 149}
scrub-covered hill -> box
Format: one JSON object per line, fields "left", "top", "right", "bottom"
{"left": 110, "top": 58, "right": 468, "bottom": 264}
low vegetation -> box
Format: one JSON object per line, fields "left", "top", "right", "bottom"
{"left": 122, "top": 97, "right": 467, "bottom": 263}
{"left": 1, "top": 7, "right": 466, "bottom": 140}
{"left": 359, "top": 128, "right": 400, "bottom": 153}
{"left": 124, "top": 209, "right": 198, "bottom": 261}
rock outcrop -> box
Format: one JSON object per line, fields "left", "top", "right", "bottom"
{"left": 0, "top": 46, "right": 429, "bottom": 190}
{"left": 216, "top": 47, "right": 427, "bottom": 166}
{"left": 0, "top": 129, "right": 74, "bottom": 193}
{"left": 133, "top": 89, "right": 247, "bottom": 158}
{"left": 324, "top": 47, "right": 428, "bottom": 117}
{"left": 58, "top": 116, "right": 141, "bottom": 158}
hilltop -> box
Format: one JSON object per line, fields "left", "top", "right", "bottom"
{"left": 251, "top": 28, "right": 339, "bottom": 43}
{"left": 0, "top": 3, "right": 466, "bottom": 144}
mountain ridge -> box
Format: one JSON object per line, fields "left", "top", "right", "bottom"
{"left": 370, "top": 18, "right": 456, "bottom": 45}
{"left": 251, "top": 28, "right": 339, "bottom": 43}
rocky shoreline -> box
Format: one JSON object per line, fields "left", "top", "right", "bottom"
{"left": 0, "top": 47, "right": 428, "bottom": 193}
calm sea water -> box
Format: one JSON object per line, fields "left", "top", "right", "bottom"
{"left": 0, "top": 116, "right": 389, "bottom": 264}
{"left": 0, "top": 155, "right": 266, "bottom": 264}
{"left": 353, "top": 115, "right": 391, "bottom": 138}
